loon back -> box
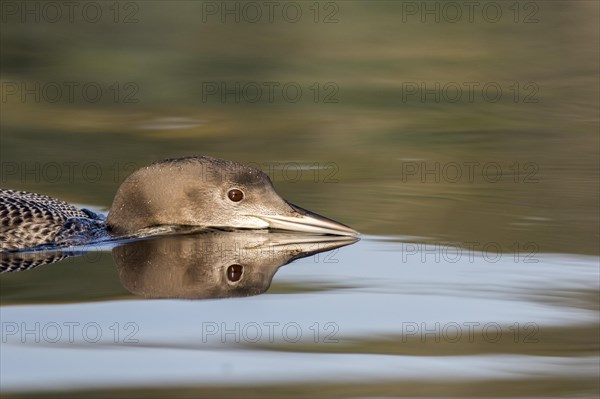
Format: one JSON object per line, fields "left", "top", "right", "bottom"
{"left": 0, "top": 189, "right": 104, "bottom": 252}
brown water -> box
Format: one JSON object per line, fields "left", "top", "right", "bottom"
{"left": 1, "top": 1, "right": 598, "bottom": 397}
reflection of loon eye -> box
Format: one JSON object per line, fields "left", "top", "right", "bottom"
{"left": 227, "top": 264, "right": 243, "bottom": 282}
{"left": 227, "top": 189, "right": 244, "bottom": 202}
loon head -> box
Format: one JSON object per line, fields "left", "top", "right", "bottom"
{"left": 106, "top": 156, "right": 357, "bottom": 236}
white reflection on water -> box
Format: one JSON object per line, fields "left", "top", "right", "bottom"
{"left": 1, "top": 236, "right": 598, "bottom": 392}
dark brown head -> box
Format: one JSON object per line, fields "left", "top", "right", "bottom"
{"left": 107, "top": 156, "right": 357, "bottom": 236}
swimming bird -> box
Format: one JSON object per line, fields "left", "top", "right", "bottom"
{"left": 0, "top": 156, "right": 357, "bottom": 252}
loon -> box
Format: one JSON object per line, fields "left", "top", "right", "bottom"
{"left": 0, "top": 156, "right": 357, "bottom": 252}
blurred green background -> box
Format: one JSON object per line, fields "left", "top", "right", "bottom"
{"left": 1, "top": 1, "right": 598, "bottom": 253}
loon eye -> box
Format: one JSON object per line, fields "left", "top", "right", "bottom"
{"left": 227, "top": 189, "right": 244, "bottom": 202}
{"left": 227, "top": 264, "right": 243, "bottom": 282}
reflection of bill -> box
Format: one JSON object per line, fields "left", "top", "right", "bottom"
{"left": 113, "top": 230, "right": 357, "bottom": 300}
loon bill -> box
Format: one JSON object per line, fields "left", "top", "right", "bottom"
{"left": 0, "top": 156, "right": 358, "bottom": 252}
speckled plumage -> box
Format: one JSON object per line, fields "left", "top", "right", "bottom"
{"left": 0, "top": 189, "right": 106, "bottom": 252}
{"left": 1, "top": 251, "right": 69, "bottom": 272}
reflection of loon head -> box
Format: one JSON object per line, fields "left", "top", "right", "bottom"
{"left": 113, "top": 231, "right": 358, "bottom": 299}
{"left": 107, "top": 156, "right": 357, "bottom": 236}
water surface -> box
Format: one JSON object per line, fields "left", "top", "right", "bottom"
{"left": 1, "top": 1, "right": 598, "bottom": 397}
